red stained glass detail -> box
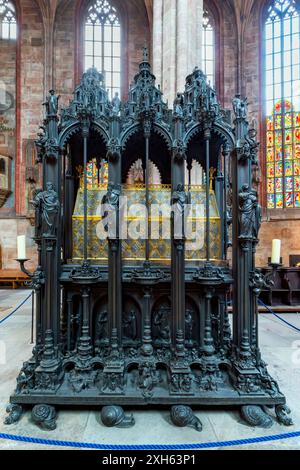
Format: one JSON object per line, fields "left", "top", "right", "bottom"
{"left": 285, "top": 100, "right": 292, "bottom": 112}
{"left": 295, "top": 129, "right": 300, "bottom": 143}
{"left": 275, "top": 101, "right": 282, "bottom": 113}
{"left": 267, "top": 132, "right": 274, "bottom": 146}
{"left": 294, "top": 177, "right": 300, "bottom": 191}
{"left": 267, "top": 163, "right": 275, "bottom": 177}
{"left": 295, "top": 192, "right": 300, "bottom": 208}
{"left": 274, "top": 100, "right": 293, "bottom": 114}
{"left": 285, "top": 129, "right": 292, "bottom": 144}
{"left": 294, "top": 160, "right": 300, "bottom": 175}
{"left": 267, "top": 148, "right": 274, "bottom": 161}
{"left": 267, "top": 179, "right": 274, "bottom": 193}
{"left": 286, "top": 192, "right": 294, "bottom": 207}
{"left": 267, "top": 117, "right": 273, "bottom": 130}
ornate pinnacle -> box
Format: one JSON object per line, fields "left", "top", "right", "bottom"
{"left": 142, "top": 44, "right": 149, "bottom": 63}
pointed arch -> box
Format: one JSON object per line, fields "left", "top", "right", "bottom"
{"left": 203, "top": 0, "right": 223, "bottom": 103}
{"left": 83, "top": 0, "right": 121, "bottom": 99}
{"left": 0, "top": 0, "right": 17, "bottom": 40}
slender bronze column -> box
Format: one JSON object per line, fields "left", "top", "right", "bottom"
{"left": 202, "top": 288, "right": 215, "bottom": 356}
{"left": 66, "top": 293, "right": 73, "bottom": 352}
{"left": 231, "top": 95, "right": 257, "bottom": 363}
{"left": 34, "top": 240, "right": 43, "bottom": 351}
{"left": 204, "top": 128, "right": 211, "bottom": 262}
{"left": 37, "top": 90, "right": 62, "bottom": 368}
{"left": 222, "top": 144, "right": 230, "bottom": 260}
{"left": 107, "top": 118, "right": 122, "bottom": 343}
{"left": 144, "top": 122, "right": 151, "bottom": 261}
{"left": 171, "top": 117, "right": 186, "bottom": 344}
{"left": 78, "top": 287, "right": 92, "bottom": 359}
{"left": 83, "top": 136, "right": 88, "bottom": 261}
{"left": 141, "top": 287, "right": 154, "bottom": 357}
{"left": 109, "top": 239, "right": 121, "bottom": 340}
{"left": 64, "top": 151, "right": 74, "bottom": 261}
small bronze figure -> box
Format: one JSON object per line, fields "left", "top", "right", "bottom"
{"left": 31, "top": 182, "right": 59, "bottom": 237}
{"left": 43, "top": 89, "right": 60, "bottom": 116}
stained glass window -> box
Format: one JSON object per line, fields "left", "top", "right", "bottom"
{"left": 0, "top": 0, "right": 16, "bottom": 40}
{"left": 265, "top": 0, "right": 300, "bottom": 209}
{"left": 202, "top": 8, "right": 215, "bottom": 87}
{"left": 84, "top": 0, "right": 121, "bottom": 99}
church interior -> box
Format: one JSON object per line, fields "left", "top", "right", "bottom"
{"left": 0, "top": 0, "right": 300, "bottom": 451}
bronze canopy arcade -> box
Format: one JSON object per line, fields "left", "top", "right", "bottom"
{"left": 5, "top": 49, "right": 292, "bottom": 431}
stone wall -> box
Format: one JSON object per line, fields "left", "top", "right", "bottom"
{"left": 54, "top": 0, "right": 76, "bottom": 108}
{"left": 0, "top": 39, "right": 16, "bottom": 210}
{"left": 256, "top": 219, "right": 300, "bottom": 267}
{"left": 126, "top": 0, "right": 151, "bottom": 90}
{"left": 222, "top": 1, "right": 238, "bottom": 110}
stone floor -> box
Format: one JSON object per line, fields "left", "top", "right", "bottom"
{"left": 0, "top": 289, "right": 300, "bottom": 450}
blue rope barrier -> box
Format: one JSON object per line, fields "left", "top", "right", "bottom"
{"left": 0, "top": 429, "right": 300, "bottom": 450}
{"left": 1, "top": 291, "right": 299, "bottom": 449}
{"left": 0, "top": 292, "right": 32, "bottom": 325}
{"left": 258, "top": 299, "right": 300, "bottom": 334}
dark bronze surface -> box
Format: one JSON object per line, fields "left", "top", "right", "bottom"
{"left": 6, "top": 50, "right": 291, "bottom": 430}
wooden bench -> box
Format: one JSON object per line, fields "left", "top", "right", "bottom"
{"left": 0, "top": 269, "right": 30, "bottom": 289}
{"left": 260, "top": 267, "right": 300, "bottom": 306}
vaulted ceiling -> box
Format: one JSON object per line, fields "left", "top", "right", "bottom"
{"left": 34, "top": 0, "right": 151, "bottom": 24}
{"left": 33, "top": 0, "right": 263, "bottom": 34}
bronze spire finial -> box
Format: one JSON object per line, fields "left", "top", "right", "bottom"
{"left": 142, "top": 43, "right": 149, "bottom": 62}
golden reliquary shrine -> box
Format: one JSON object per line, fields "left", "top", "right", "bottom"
{"left": 6, "top": 49, "right": 292, "bottom": 432}
{"left": 72, "top": 160, "right": 221, "bottom": 262}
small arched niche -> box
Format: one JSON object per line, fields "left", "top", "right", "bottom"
{"left": 93, "top": 295, "right": 109, "bottom": 349}
{"left": 151, "top": 296, "right": 172, "bottom": 347}
{"left": 66, "top": 126, "right": 109, "bottom": 263}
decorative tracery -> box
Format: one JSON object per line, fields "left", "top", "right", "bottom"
{"left": 84, "top": 0, "right": 121, "bottom": 99}
{"left": 202, "top": 8, "right": 215, "bottom": 87}
{"left": 0, "top": 0, "right": 16, "bottom": 40}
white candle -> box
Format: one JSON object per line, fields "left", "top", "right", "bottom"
{"left": 271, "top": 239, "right": 281, "bottom": 265}
{"left": 17, "top": 235, "right": 26, "bottom": 260}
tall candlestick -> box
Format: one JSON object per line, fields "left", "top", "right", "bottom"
{"left": 17, "top": 235, "right": 26, "bottom": 260}
{"left": 271, "top": 239, "right": 281, "bottom": 265}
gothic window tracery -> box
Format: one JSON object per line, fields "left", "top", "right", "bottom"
{"left": 202, "top": 8, "right": 215, "bottom": 87}
{"left": 265, "top": 0, "right": 300, "bottom": 208}
{"left": 0, "top": 0, "right": 16, "bottom": 40}
{"left": 84, "top": 0, "right": 121, "bottom": 99}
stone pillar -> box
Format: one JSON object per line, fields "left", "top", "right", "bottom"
{"left": 153, "top": 0, "right": 163, "bottom": 87}
{"left": 153, "top": 0, "right": 203, "bottom": 104}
